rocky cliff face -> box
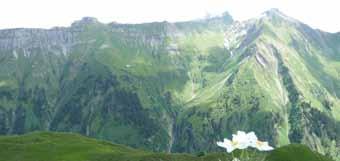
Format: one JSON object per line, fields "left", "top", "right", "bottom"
{"left": 0, "top": 10, "right": 339, "bottom": 160}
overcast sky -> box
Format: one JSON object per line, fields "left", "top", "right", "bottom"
{"left": 0, "top": 0, "right": 339, "bottom": 33}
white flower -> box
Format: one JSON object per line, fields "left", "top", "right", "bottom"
{"left": 246, "top": 131, "right": 274, "bottom": 151}
{"left": 232, "top": 131, "right": 250, "bottom": 149}
{"left": 217, "top": 131, "right": 250, "bottom": 152}
{"left": 254, "top": 141, "right": 274, "bottom": 151}
{"left": 217, "top": 131, "right": 274, "bottom": 153}
{"left": 217, "top": 138, "right": 236, "bottom": 153}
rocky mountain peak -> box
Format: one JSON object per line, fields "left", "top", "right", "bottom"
{"left": 257, "top": 8, "right": 299, "bottom": 25}
{"left": 71, "top": 17, "right": 100, "bottom": 27}
{"left": 220, "top": 11, "right": 234, "bottom": 22}
{"left": 263, "top": 8, "right": 285, "bottom": 17}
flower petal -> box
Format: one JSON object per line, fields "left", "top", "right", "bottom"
{"left": 217, "top": 141, "right": 225, "bottom": 148}
{"left": 217, "top": 139, "right": 235, "bottom": 153}
{"left": 246, "top": 131, "right": 258, "bottom": 148}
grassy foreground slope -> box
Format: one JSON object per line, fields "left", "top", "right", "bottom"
{"left": 0, "top": 132, "right": 333, "bottom": 161}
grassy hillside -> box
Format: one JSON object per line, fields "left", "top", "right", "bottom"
{"left": 0, "top": 132, "right": 333, "bottom": 161}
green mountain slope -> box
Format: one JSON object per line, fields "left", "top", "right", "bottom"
{"left": 0, "top": 14, "right": 233, "bottom": 152}
{"left": 0, "top": 132, "right": 333, "bottom": 161}
{"left": 0, "top": 9, "right": 339, "bottom": 160}
{"left": 171, "top": 10, "right": 340, "bottom": 160}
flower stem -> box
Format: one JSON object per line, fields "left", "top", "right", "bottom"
{"left": 231, "top": 151, "right": 234, "bottom": 160}
{"left": 241, "top": 149, "right": 245, "bottom": 159}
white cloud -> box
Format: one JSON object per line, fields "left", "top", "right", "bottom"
{"left": 0, "top": 0, "right": 339, "bottom": 32}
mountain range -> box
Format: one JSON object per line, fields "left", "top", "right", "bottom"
{"left": 0, "top": 8, "right": 339, "bottom": 160}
